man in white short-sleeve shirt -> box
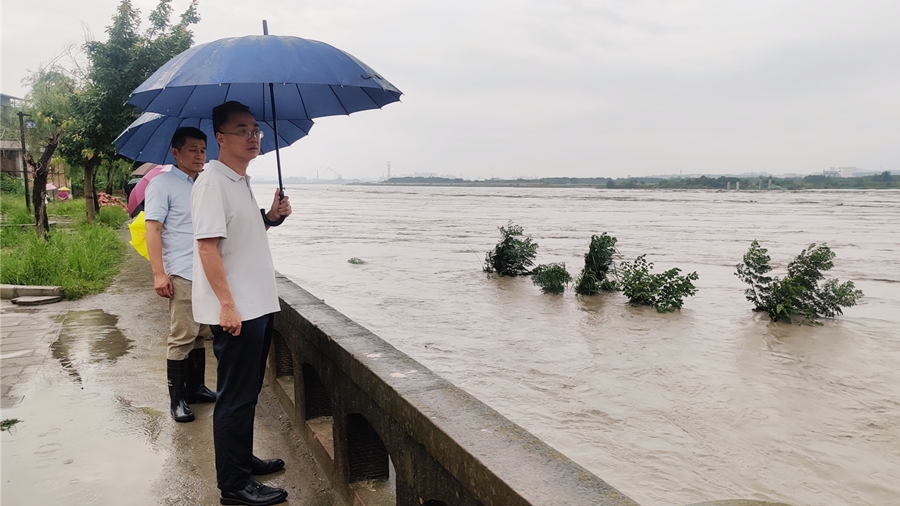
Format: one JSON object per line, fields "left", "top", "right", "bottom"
{"left": 191, "top": 101, "right": 291, "bottom": 506}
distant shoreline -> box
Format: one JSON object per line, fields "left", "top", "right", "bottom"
{"left": 252, "top": 174, "right": 897, "bottom": 190}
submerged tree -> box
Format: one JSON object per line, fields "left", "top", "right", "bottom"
{"left": 619, "top": 255, "right": 699, "bottom": 312}
{"left": 574, "top": 233, "right": 619, "bottom": 295}
{"left": 531, "top": 263, "right": 572, "bottom": 294}
{"left": 483, "top": 221, "right": 538, "bottom": 276}
{"left": 734, "top": 239, "right": 772, "bottom": 311}
{"left": 735, "top": 241, "right": 863, "bottom": 324}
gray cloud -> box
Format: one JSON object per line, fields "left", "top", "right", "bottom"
{"left": 3, "top": 0, "right": 898, "bottom": 179}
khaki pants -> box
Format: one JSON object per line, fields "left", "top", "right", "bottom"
{"left": 167, "top": 275, "right": 210, "bottom": 360}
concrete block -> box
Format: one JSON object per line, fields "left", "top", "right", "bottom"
{"left": 12, "top": 295, "right": 64, "bottom": 306}
{"left": 0, "top": 285, "right": 64, "bottom": 299}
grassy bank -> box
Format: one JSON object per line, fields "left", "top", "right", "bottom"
{"left": 0, "top": 193, "right": 129, "bottom": 299}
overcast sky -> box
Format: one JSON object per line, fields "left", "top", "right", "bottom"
{"left": 2, "top": 0, "right": 898, "bottom": 179}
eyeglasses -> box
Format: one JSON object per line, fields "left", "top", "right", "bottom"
{"left": 221, "top": 129, "right": 264, "bottom": 140}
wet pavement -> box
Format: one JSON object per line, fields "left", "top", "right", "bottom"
{"left": 1, "top": 239, "right": 341, "bottom": 505}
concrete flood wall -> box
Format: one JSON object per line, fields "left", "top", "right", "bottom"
{"left": 268, "top": 273, "right": 640, "bottom": 506}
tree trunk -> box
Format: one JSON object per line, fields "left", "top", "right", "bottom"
{"left": 105, "top": 163, "right": 114, "bottom": 194}
{"left": 84, "top": 160, "right": 97, "bottom": 223}
{"left": 27, "top": 134, "right": 60, "bottom": 240}
{"left": 93, "top": 168, "right": 100, "bottom": 212}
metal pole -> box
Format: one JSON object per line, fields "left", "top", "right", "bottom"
{"left": 17, "top": 111, "right": 31, "bottom": 212}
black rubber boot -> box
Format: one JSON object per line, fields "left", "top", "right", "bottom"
{"left": 167, "top": 359, "right": 195, "bottom": 423}
{"left": 185, "top": 348, "right": 217, "bottom": 403}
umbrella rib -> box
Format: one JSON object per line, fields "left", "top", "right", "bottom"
{"left": 294, "top": 84, "right": 310, "bottom": 120}
{"left": 173, "top": 86, "right": 200, "bottom": 118}
{"left": 130, "top": 114, "right": 168, "bottom": 160}
{"left": 262, "top": 83, "right": 269, "bottom": 122}
{"left": 361, "top": 87, "right": 384, "bottom": 110}
{"left": 328, "top": 85, "right": 350, "bottom": 116}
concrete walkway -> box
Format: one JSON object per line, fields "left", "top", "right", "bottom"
{"left": 1, "top": 241, "right": 341, "bottom": 505}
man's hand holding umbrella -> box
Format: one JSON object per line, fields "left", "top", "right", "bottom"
{"left": 264, "top": 189, "right": 292, "bottom": 229}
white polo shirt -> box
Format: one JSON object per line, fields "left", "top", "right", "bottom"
{"left": 190, "top": 160, "right": 280, "bottom": 324}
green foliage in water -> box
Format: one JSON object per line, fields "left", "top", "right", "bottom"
{"left": 1, "top": 418, "right": 22, "bottom": 432}
{"left": 348, "top": 257, "right": 366, "bottom": 265}
{"left": 735, "top": 241, "right": 864, "bottom": 324}
{"left": 574, "top": 233, "right": 619, "bottom": 295}
{"left": 531, "top": 263, "right": 572, "bottom": 294}
{"left": 483, "top": 221, "right": 538, "bottom": 276}
{"left": 619, "top": 255, "right": 699, "bottom": 312}
{"left": 735, "top": 240, "right": 773, "bottom": 311}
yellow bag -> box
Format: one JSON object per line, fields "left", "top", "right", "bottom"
{"left": 128, "top": 211, "right": 150, "bottom": 260}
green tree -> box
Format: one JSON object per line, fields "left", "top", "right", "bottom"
{"left": 531, "top": 263, "right": 572, "bottom": 294}
{"left": 20, "top": 68, "right": 76, "bottom": 238}
{"left": 619, "top": 255, "right": 699, "bottom": 312}
{"left": 734, "top": 239, "right": 772, "bottom": 310}
{"left": 483, "top": 221, "right": 538, "bottom": 276}
{"left": 58, "top": 0, "right": 199, "bottom": 222}
{"left": 574, "top": 233, "right": 619, "bottom": 295}
{"left": 735, "top": 241, "right": 864, "bottom": 324}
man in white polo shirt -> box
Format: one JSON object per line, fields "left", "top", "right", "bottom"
{"left": 191, "top": 101, "right": 291, "bottom": 506}
{"left": 145, "top": 127, "right": 217, "bottom": 424}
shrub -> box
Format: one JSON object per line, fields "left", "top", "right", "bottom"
{"left": 574, "top": 233, "right": 619, "bottom": 295}
{"left": 0, "top": 222, "right": 125, "bottom": 299}
{"left": 736, "top": 241, "right": 864, "bottom": 324}
{"left": 619, "top": 255, "right": 699, "bottom": 312}
{"left": 483, "top": 221, "right": 538, "bottom": 276}
{"left": 96, "top": 206, "right": 129, "bottom": 228}
{"left": 531, "top": 263, "right": 572, "bottom": 294}
{"left": 48, "top": 198, "right": 86, "bottom": 219}
{"left": 1, "top": 174, "right": 23, "bottom": 194}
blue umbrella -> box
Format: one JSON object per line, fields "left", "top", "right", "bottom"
{"left": 114, "top": 112, "right": 314, "bottom": 165}
{"left": 126, "top": 22, "right": 402, "bottom": 194}
{"left": 128, "top": 36, "right": 402, "bottom": 121}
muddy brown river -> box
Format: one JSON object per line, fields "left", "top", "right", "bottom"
{"left": 258, "top": 185, "right": 900, "bottom": 506}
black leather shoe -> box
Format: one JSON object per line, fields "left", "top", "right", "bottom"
{"left": 251, "top": 455, "right": 285, "bottom": 475}
{"left": 220, "top": 479, "right": 287, "bottom": 505}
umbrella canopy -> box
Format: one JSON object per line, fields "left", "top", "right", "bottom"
{"left": 132, "top": 162, "right": 161, "bottom": 177}
{"left": 127, "top": 165, "right": 170, "bottom": 218}
{"left": 114, "top": 112, "right": 313, "bottom": 165}
{"left": 45, "top": 183, "right": 57, "bottom": 190}
{"left": 127, "top": 35, "right": 402, "bottom": 122}
{"left": 128, "top": 211, "right": 150, "bottom": 260}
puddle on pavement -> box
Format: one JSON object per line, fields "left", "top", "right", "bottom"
{"left": 51, "top": 310, "right": 132, "bottom": 383}
{"left": 1, "top": 309, "right": 165, "bottom": 505}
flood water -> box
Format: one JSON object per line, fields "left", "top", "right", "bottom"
{"left": 259, "top": 185, "right": 900, "bottom": 506}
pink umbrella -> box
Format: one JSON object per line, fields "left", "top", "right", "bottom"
{"left": 127, "top": 164, "right": 170, "bottom": 217}
{"left": 46, "top": 182, "right": 57, "bottom": 190}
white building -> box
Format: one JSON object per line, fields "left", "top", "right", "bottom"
{"left": 824, "top": 166, "right": 857, "bottom": 178}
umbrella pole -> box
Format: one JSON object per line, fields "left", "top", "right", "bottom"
{"left": 268, "top": 82, "right": 284, "bottom": 201}
{"left": 263, "top": 22, "right": 284, "bottom": 201}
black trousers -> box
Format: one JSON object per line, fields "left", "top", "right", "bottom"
{"left": 211, "top": 313, "right": 274, "bottom": 492}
